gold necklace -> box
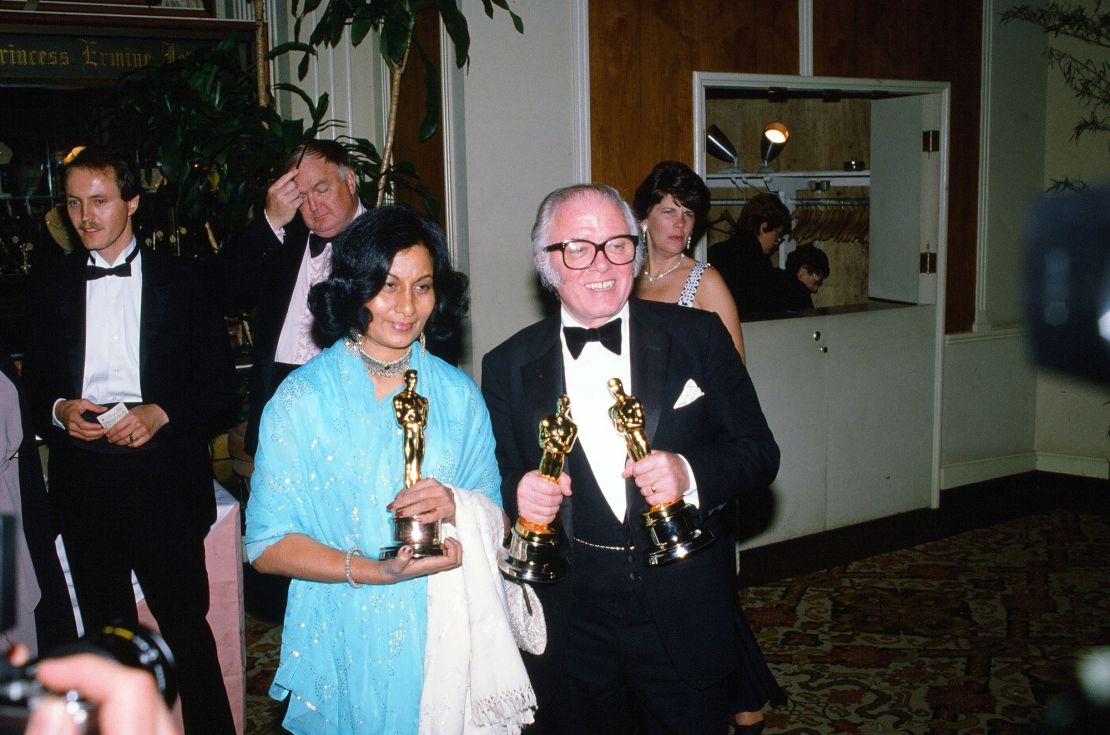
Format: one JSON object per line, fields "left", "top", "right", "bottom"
{"left": 642, "top": 254, "right": 684, "bottom": 284}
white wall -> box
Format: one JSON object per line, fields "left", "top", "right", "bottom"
{"left": 939, "top": 330, "right": 1038, "bottom": 488}
{"left": 1031, "top": 0, "right": 1110, "bottom": 478}
{"left": 455, "top": 1, "right": 583, "bottom": 374}
{"left": 937, "top": 0, "right": 1047, "bottom": 487}
{"left": 939, "top": 0, "right": 1109, "bottom": 487}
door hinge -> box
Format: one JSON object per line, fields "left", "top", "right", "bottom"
{"left": 922, "top": 130, "right": 940, "bottom": 153}
{"left": 919, "top": 251, "right": 937, "bottom": 274}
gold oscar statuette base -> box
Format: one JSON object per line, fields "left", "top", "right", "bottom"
{"left": 378, "top": 516, "right": 445, "bottom": 560}
{"left": 641, "top": 500, "right": 714, "bottom": 567}
{"left": 498, "top": 518, "right": 566, "bottom": 583}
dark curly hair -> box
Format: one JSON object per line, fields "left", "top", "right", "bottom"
{"left": 309, "top": 206, "right": 468, "bottom": 348}
{"left": 631, "top": 161, "right": 711, "bottom": 244}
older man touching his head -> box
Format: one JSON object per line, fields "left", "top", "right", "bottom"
{"left": 216, "top": 139, "right": 365, "bottom": 458}
{"left": 481, "top": 184, "right": 780, "bottom": 734}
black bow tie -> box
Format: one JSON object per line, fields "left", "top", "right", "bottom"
{"left": 86, "top": 247, "right": 139, "bottom": 280}
{"left": 564, "top": 318, "right": 622, "bottom": 359}
{"left": 308, "top": 233, "right": 328, "bottom": 258}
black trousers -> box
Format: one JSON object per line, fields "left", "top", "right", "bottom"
{"left": 532, "top": 544, "right": 729, "bottom": 735}
{"left": 49, "top": 442, "right": 235, "bottom": 735}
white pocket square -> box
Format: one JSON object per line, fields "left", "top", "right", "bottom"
{"left": 673, "top": 379, "right": 704, "bottom": 409}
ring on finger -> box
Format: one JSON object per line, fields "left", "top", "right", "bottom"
{"left": 128, "top": 433, "right": 135, "bottom": 444}
{"left": 649, "top": 483, "right": 656, "bottom": 493}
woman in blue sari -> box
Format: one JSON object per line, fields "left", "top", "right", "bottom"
{"left": 246, "top": 206, "right": 510, "bottom": 734}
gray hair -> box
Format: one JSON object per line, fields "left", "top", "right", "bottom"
{"left": 530, "top": 184, "right": 644, "bottom": 290}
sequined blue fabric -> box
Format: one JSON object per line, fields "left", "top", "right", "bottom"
{"left": 246, "top": 341, "right": 501, "bottom": 734}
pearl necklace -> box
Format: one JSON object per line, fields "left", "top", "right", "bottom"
{"left": 642, "top": 254, "right": 684, "bottom": 284}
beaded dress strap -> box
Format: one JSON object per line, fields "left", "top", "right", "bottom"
{"left": 677, "top": 261, "right": 710, "bottom": 308}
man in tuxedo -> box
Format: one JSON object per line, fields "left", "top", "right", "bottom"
{"left": 216, "top": 139, "right": 364, "bottom": 456}
{"left": 481, "top": 184, "right": 780, "bottom": 734}
{"left": 22, "top": 146, "right": 237, "bottom": 734}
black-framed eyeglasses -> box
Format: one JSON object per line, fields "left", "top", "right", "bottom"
{"left": 543, "top": 235, "right": 640, "bottom": 270}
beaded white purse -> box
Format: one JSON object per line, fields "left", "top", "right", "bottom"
{"left": 503, "top": 579, "right": 546, "bottom": 654}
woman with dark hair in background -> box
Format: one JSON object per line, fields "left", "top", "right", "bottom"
{"left": 709, "top": 192, "right": 794, "bottom": 318}
{"left": 634, "top": 163, "right": 784, "bottom": 733}
{"left": 246, "top": 206, "right": 533, "bottom": 734}
{"left": 632, "top": 160, "right": 746, "bottom": 362}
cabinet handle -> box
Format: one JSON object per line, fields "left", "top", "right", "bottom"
{"left": 812, "top": 331, "right": 822, "bottom": 341}
{"left": 819, "top": 346, "right": 828, "bottom": 353}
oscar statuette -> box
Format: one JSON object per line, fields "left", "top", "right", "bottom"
{"left": 498, "top": 394, "right": 578, "bottom": 583}
{"left": 607, "top": 377, "right": 714, "bottom": 566}
{"left": 379, "top": 369, "right": 444, "bottom": 560}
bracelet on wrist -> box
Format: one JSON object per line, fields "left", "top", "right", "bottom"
{"left": 345, "top": 547, "right": 364, "bottom": 588}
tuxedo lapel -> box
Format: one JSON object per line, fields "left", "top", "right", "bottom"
{"left": 518, "top": 318, "right": 577, "bottom": 540}
{"left": 57, "top": 257, "right": 87, "bottom": 397}
{"left": 139, "top": 250, "right": 170, "bottom": 385}
{"left": 629, "top": 300, "right": 669, "bottom": 445}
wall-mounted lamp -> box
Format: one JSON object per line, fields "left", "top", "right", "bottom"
{"left": 759, "top": 121, "right": 790, "bottom": 173}
{"left": 706, "top": 124, "right": 742, "bottom": 172}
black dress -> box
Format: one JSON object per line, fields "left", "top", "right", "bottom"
{"left": 673, "top": 268, "right": 787, "bottom": 713}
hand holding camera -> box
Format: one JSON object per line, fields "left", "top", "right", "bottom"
{"left": 0, "top": 624, "right": 179, "bottom": 735}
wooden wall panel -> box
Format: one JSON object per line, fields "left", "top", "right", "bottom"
{"left": 590, "top": 0, "right": 982, "bottom": 333}
{"left": 589, "top": 0, "right": 797, "bottom": 202}
{"left": 392, "top": 11, "right": 445, "bottom": 221}
{"left": 813, "top": 0, "right": 982, "bottom": 332}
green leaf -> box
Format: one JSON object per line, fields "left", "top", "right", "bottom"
{"left": 381, "top": 3, "right": 415, "bottom": 63}
{"left": 419, "top": 45, "right": 440, "bottom": 140}
{"left": 438, "top": 1, "right": 471, "bottom": 68}
{"left": 351, "top": 17, "right": 375, "bottom": 46}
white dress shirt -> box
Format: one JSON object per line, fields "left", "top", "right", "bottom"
{"left": 273, "top": 204, "right": 366, "bottom": 365}
{"left": 53, "top": 239, "right": 143, "bottom": 427}
{"left": 559, "top": 303, "right": 699, "bottom": 520}
{"left": 560, "top": 304, "right": 634, "bottom": 521}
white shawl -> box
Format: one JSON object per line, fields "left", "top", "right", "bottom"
{"left": 419, "top": 488, "right": 537, "bottom": 734}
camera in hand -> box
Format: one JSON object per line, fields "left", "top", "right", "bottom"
{"left": 0, "top": 622, "right": 177, "bottom": 734}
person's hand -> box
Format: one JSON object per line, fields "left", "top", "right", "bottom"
{"left": 263, "top": 168, "right": 303, "bottom": 230}
{"left": 377, "top": 537, "right": 462, "bottom": 582}
{"left": 515, "top": 470, "right": 572, "bottom": 525}
{"left": 54, "top": 400, "right": 107, "bottom": 443}
{"left": 388, "top": 478, "right": 456, "bottom": 524}
{"left": 623, "top": 451, "right": 689, "bottom": 507}
{"left": 104, "top": 405, "right": 169, "bottom": 448}
{"left": 25, "top": 653, "right": 180, "bottom": 735}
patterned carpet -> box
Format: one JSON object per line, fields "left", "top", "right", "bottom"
{"left": 745, "top": 509, "right": 1110, "bottom": 734}
{"left": 243, "top": 509, "right": 1110, "bottom": 734}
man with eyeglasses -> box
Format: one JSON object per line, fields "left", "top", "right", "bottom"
{"left": 481, "top": 184, "right": 780, "bottom": 734}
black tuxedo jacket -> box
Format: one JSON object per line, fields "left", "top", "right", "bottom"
{"left": 22, "top": 247, "right": 238, "bottom": 529}
{"left": 215, "top": 214, "right": 312, "bottom": 454}
{"left": 481, "top": 298, "right": 780, "bottom": 700}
